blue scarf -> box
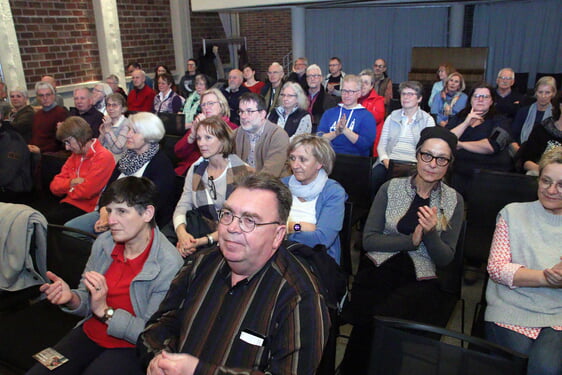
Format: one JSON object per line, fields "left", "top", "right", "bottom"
{"left": 288, "top": 168, "right": 328, "bottom": 201}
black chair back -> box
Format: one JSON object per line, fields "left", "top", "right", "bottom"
{"left": 329, "top": 154, "right": 374, "bottom": 225}
{"left": 369, "top": 316, "right": 528, "bottom": 375}
{"left": 158, "top": 113, "right": 187, "bottom": 136}
{"left": 339, "top": 200, "right": 353, "bottom": 276}
{"left": 464, "top": 169, "right": 537, "bottom": 264}
{"left": 46, "top": 224, "right": 96, "bottom": 288}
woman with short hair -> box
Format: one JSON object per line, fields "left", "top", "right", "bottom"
{"left": 48, "top": 116, "right": 115, "bottom": 224}
{"left": 268, "top": 81, "right": 312, "bottom": 139}
{"left": 485, "top": 146, "right": 562, "bottom": 375}
{"left": 182, "top": 73, "right": 211, "bottom": 128}
{"left": 281, "top": 134, "right": 346, "bottom": 263}
{"left": 28, "top": 177, "right": 183, "bottom": 375}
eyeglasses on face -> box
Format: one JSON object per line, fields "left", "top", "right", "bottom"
{"left": 473, "top": 94, "right": 491, "bottom": 100}
{"left": 307, "top": 74, "right": 322, "bottom": 79}
{"left": 201, "top": 101, "right": 219, "bottom": 108}
{"left": 400, "top": 91, "right": 417, "bottom": 97}
{"left": 218, "top": 209, "right": 280, "bottom": 233}
{"left": 418, "top": 151, "right": 451, "bottom": 167}
{"left": 374, "top": 64, "right": 385, "bottom": 69}
{"left": 498, "top": 76, "right": 514, "bottom": 80}
{"left": 539, "top": 177, "right": 562, "bottom": 194}
{"left": 238, "top": 109, "right": 260, "bottom": 116}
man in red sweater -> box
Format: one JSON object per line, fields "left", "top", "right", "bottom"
{"left": 127, "top": 70, "right": 155, "bottom": 113}
{"left": 28, "top": 81, "right": 68, "bottom": 153}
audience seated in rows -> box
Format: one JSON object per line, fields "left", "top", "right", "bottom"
{"left": 65, "top": 112, "right": 175, "bottom": 234}
{"left": 318, "top": 74, "right": 377, "bottom": 156}
{"left": 484, "top": 147, "right": 562, "bottom": 375}
{"left": 28, "top": 81, "right": 68, "bottom": 154}
{"left": 372, "top": 80, "right": 435, "bottom": 195}
{"left": 282, "top": 134, "right": 346, "bottom": 263}
{"left": 46, "top": 117, "right": 115, "bottom": 224}
{"left": 267, "top": 81, "right": 312, "bottom": 140}
{"left": 174, "top": 88, "right": 237, "bottom": 176}
{"left": 26, "top": 177, "right": 183, "bottom": 375}
{"left": 69, "top": 87, "right": 104, "bottom": 138}
{"left": 173, "top": 116, "right": 253, "bottom": 257}
{"left": 430, "top": 71, "right": 468, "bottom": 127}
{"left": 340, "top": 127, "right": 465, "bottom": 374}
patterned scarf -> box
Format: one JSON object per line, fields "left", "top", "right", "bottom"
{"left": 441, "top": 90, "right": 461, "bottom": 117}
{"left": 118, "top": 142, "right": 159, "bottom": 175}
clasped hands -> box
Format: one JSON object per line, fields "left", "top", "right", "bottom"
{"left": 412, "top": 206, "right": 438, "bottom": 247}
{"left": 544, "top": 257, "right": 562, "bottom": 288}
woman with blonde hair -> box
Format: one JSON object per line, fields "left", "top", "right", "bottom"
{"left": 430, "top": 72, "right": 468, "bottom": 127}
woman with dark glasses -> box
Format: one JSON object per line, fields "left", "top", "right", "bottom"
{"left": 173, "top": 116, "right": 253, "bottom": 257}
{"left": 340, "top": 126, "right": 465, "bottom": 374}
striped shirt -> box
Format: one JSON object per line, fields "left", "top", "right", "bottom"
{"left": 138, "top": 246, "right": 330, "bottom": 375}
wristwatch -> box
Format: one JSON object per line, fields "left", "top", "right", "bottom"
{"left": 293, "top": 223, "right": 302, "bottom": 232}
{"left": 101, "top": 307, "right": 115, "bottom": 323}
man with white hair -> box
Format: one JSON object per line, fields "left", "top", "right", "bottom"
{"left": 306, "top": 64, "right": 337, "bottom": 133}
{"left": 495, "top": 67, "right": 523, "bottom": 119}
{"left": 261, "top": 62, "right": 285, "bottom": 114}
{"left": 127, "top": 69, "right": 156, "bottom": 113}
{"left": 28, "top": 81, "right": 68, "bottom": 153}
{"left": 30, "top": 75, "right": 65, "bottom": 108}
{"left": 220, "top": 69, "right": 250, "bottom": 126}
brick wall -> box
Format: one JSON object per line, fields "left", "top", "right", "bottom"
{"left": 118, "top": 0, "right": 175, "bottom": 75}
{"left": 9, "top": 0, "right": 101, "bottom": 89}
{"left": 239, "top": 9, "right": 292, "bottom": 81}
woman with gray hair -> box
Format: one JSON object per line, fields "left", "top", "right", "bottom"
{"left": 268, "top": 81, "right": 312, "bottom": 139}
{"left": 8, "top": 87, "right": 35, "bottom": 142}
{"left": 281, "top": 134, "right": 346, "bottom": 263}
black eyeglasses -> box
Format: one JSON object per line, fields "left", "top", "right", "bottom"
{"left": 208, "top": 176, "right": 217, "bottom": 200}
{"left": 218, "top": 209, "right": 280, "bottom": 233}
{"left": 419, "top": 151, "right": 451, "bottom": 167}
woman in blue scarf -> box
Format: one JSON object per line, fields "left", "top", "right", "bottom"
{"left": 281, "top": 134, "right": 346, "bottom": 263}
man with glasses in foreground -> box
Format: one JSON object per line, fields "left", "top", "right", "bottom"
{"left": 318, "top": 74, "right": 377, "bottom": 156}
{"left": 138, "top": 173, "right": 330, "bottom": 375}
{"left": 233, "top": 93, "right": 290, "bottom": 177}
